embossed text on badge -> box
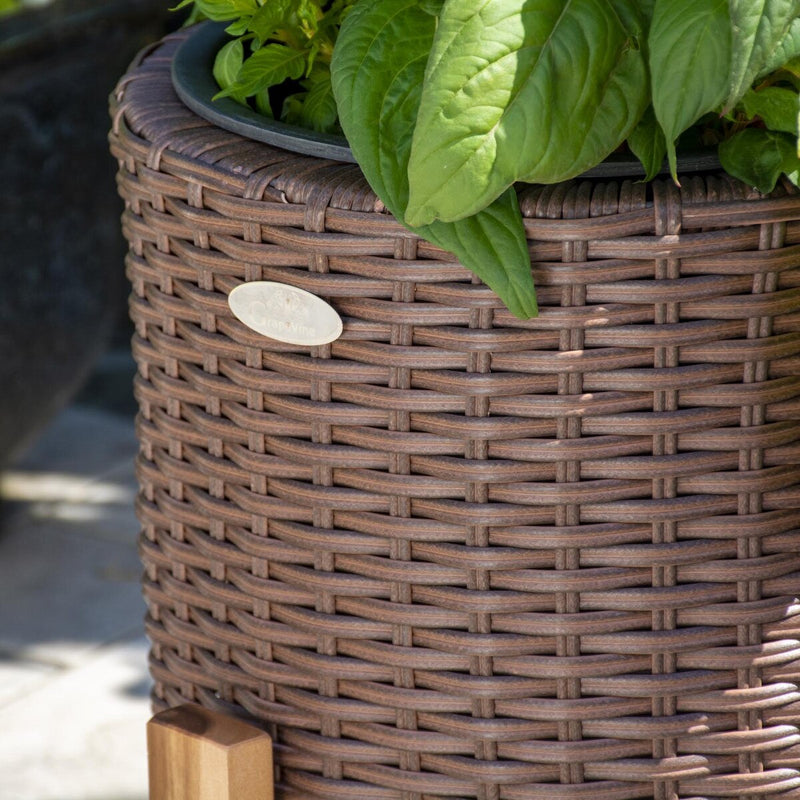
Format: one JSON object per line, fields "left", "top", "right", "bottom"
{"left": 228, "top": 281, "right": 343, "bottom": 346}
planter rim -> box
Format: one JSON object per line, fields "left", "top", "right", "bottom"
{"left": 173, "top": 21, "right": 723, "bottom": 177}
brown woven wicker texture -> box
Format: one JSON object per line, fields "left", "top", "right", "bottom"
{"left": 110, "top": 31, "right": 800, "bottom": 800}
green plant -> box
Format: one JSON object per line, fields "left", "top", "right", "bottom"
{"left": 175, "top": 0, "right": 354, "bottom": 131}
{"left": 179, "top": 0, "right": 800, "bottom": 318}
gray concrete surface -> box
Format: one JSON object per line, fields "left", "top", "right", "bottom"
{"left": 0, "top": 359, "right": 150, "bottom": 800}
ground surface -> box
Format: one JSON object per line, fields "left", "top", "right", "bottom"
{"left": 0, "top": 352, "right": 150, "bottom": 800}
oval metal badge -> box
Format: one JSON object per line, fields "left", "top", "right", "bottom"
{"left": 228, "top": 281, "right": 342, "bottom": 346}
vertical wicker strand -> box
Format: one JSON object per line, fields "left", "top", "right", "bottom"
{"left": 650, "top": 181, "right": 682, "bottom": 800}
{"left": 305, "top": 188, "right": 343, "bottom": 783}
{"left": 390, "top": 233, "right": 422, "bottom": 800}
{"left": 147, "top": 139, "right": 196, "bottom": 698}
{"left": 188, "top": 176, "right": 235, "bottom": 700}
{"left": 242, "top": 171, "right": 276, "bottom": 744}
{"left": 738, "top": 217, "right": 783, "bottom": 796}
{"left": 553, "top": 181, "right": 592, "bottom": 788}
{"left": 465, "top": 289, "right": 498, "bottom": 800}
{"left": 126, "top": 127, "right": 165, "bottom": 702}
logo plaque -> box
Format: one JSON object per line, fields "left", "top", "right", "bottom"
{"left": 228, "top": 281, "right": 343, "bottom": 346}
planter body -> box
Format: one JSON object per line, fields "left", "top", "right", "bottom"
{"left": 111, "top": 31, "right": 800, "bottom": 800}
{"left": 0, "top": 0, "right": 169, "bottom": 466}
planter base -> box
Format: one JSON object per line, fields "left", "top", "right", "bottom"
{"left": 111, "top": 30, "right": 800, "bottom": 800}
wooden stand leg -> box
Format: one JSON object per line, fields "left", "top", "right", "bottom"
{"left": 147, "top": 704, "right": 274, "bottom": 800}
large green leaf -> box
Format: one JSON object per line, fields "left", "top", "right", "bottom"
{"left": 758, "top": 15, "right": 800, "bottom": 78}
{"left": 332, "top": 0, "right": 435, "bottom": 213}
{"left": 332, "top": 0, "right": 537, "bottom": 318}
{"left": 728, "top": 0, "right": 800, "bottom": 107}
{"left": 627, "top": 106, "right": 667, "bottom": 181}
{"left": 403, "top": 0, "right": 648, "bottom": 226}
{"left": 740, "top": 86, "right": 800, "bottom": 135}
{"left": 649, "top": 0, "right": 731, "bottom": 181}
{"left": 423, "top": 189, "right": 537, "bottom": 319}
{"left": 718, "top": 127, "right": 800, "bottom": 193}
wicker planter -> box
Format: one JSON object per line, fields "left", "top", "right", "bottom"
{"left": 111, "top": 29, "right": 800, "bottom": 800}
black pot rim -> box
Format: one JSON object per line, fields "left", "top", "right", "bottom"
{"left": 172, "top": 21, "right": 722, "bottom": 177}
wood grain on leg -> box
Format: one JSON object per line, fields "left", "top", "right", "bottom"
{"left": 147, "top": 704, "right": 273, "bottom": 800}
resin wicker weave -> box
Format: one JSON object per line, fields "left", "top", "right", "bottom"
{"left": 110, "top": 31, "right": 800, "bottom": 800}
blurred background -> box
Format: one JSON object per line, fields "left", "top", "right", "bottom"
{"left": 0, "top": 1, "right": 181, "bottom": 796}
